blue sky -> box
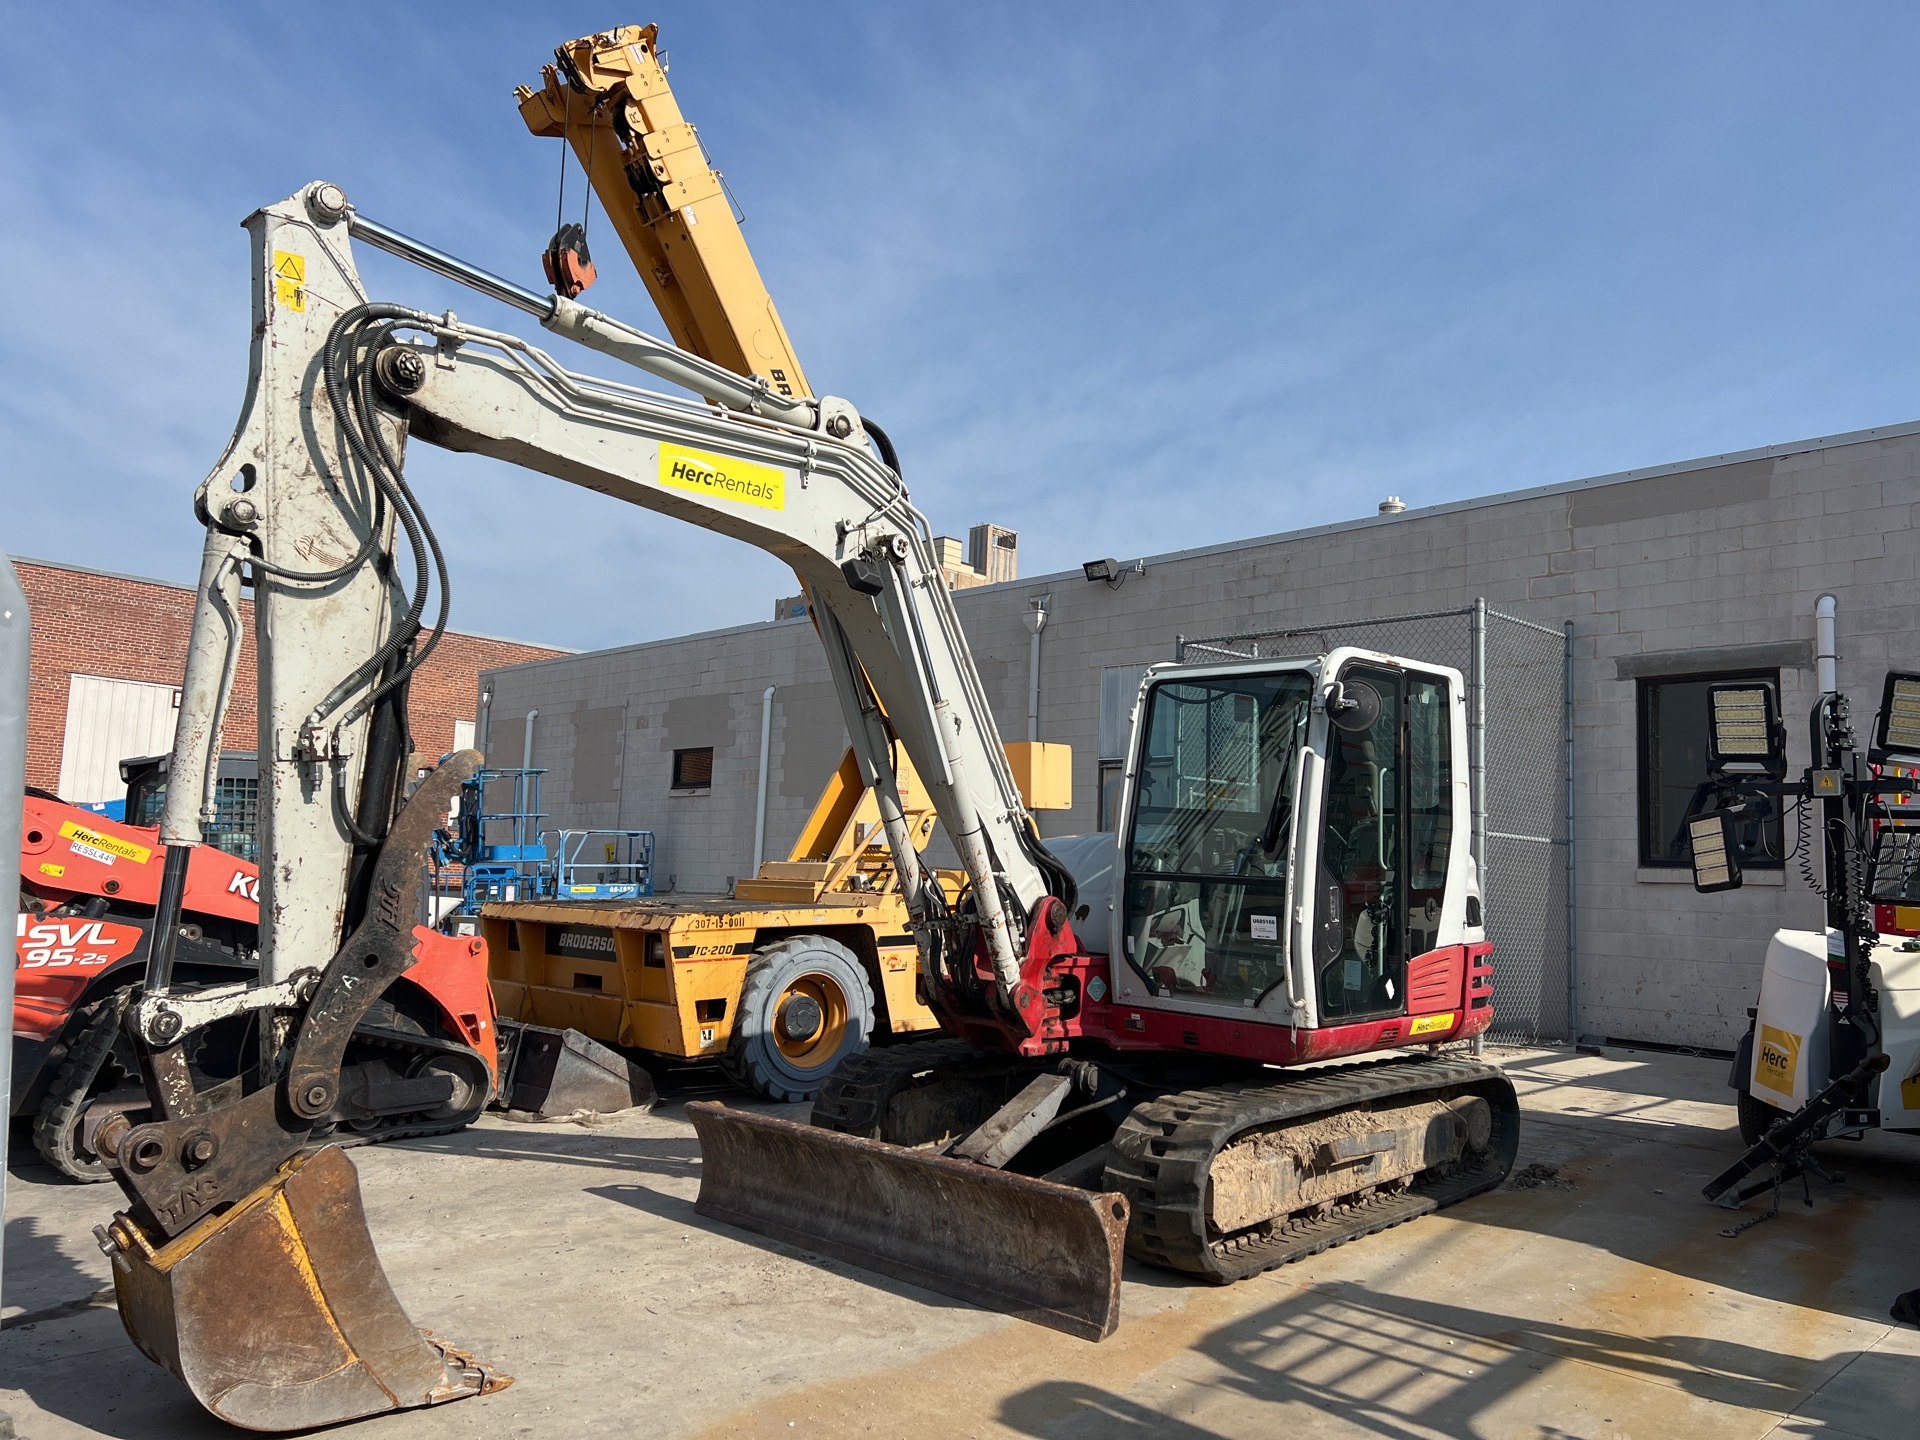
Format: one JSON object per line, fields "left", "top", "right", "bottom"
{"left": 4, "top": 4, "right": 1917, "bottom": 651}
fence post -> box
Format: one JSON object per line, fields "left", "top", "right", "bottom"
{"left": 1564, "top": 618, "right": 1578, "bottom": 1042}
{"left": 0, "top": 554, "right": 30, "bottom": 1329}
{"left": 1470, "top": 598, "right": 1487, "bottom": 873}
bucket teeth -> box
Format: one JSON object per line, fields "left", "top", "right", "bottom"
{"left": 689, "top": 1100, "right": 1128, "bottom": 1341}
{"left": 107, "top": 1144, "right": 509, "bottom": 1432}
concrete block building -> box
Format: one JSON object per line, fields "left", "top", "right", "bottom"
{"left": 476, "top": 420, "right": 1918, "bottom": 1052}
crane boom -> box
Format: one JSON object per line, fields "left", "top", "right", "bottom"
{"left": 516, "top": 25, "right": 813, "bottom": 402}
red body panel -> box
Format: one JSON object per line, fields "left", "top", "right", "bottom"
{"left": 19, "top": 795, "right": 257, "bottom": 925}
{"left": 1070, "top": 942, "right": 1493, "bottom": 1065}
{"left": 12, "top": 916, "right": 148, "bottom": 1039}
{"left": 938, "top": 916, "right": 1497, "bottom": 1069}
{"left": 401, "top": 927, "right": 501, "bottom": 1085}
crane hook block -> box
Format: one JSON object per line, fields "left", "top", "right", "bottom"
{"left": 542, "top": 223, "right": 597, "bottom": 299}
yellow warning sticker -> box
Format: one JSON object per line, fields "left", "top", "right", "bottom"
{"left": 1408, "top": 1012, "right": 1455, "bottom": 1037}
{"left": 659, "top": 442, "right": 785, "bottom": 511}
{"left": 272, "top": 250, "right": 306, "bottom": 312}
{"left": 1903, "top": 1067, "right": 1920, "bottom": 1113}
{"left": 1753, "top": 1023, "right": 1803, "bottom": 1100}
{"left": 58, "top": 821, "right": 152, "bottom": 865}
{"left": 38, "top": 862, "right": 65, "bottom": 878}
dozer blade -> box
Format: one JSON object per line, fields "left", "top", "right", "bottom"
{"left": 689, "top": 1101, "right": 1128, "bottom": 1340}
{"left": 105, "top": 1144, "right": 509, "bottom": 1432}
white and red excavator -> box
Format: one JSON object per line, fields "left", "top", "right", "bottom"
{"left": 87, "top": 26, "right": 1518, "bottom": 1432}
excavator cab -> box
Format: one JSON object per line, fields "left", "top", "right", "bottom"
{"left": 1111, "top": 653, "right": 1471, "bottom": 1029}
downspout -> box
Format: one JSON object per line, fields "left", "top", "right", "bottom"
{"left": 477, "top": 686, "right": 493, "bottom": 757}
{"left": 522, "top": 709, "right": 539, "bottom": 769}
{"left": 1815, "top": 594, "right": 1838, "bottom": 694}
{"left": 753, "top": 685, "right": 776, "bottom": 873}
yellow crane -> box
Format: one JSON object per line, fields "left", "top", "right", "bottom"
{"left": 490, "top": 27, "right": 1067, "bottom": 1101}
{"left": 516, "top": 25, "right": 810, "bottom": 401}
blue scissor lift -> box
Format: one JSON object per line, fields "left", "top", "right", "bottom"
{"left": 433, "top": 766, "right": 653, "bottom": 924}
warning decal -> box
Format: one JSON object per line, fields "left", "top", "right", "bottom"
{"left": 658, "top": 442, "right": 785, "bottom": 512}
{"left": 58, "top": 820, "right": 152, "bottom": 865}
{"left": 272, "top": 250, "right": 306, "bottom": 312}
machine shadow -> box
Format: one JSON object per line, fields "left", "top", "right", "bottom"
{"left": 585, "top": 1179, "right": 989, "bottom": 1316}
{"left": 997, "top": 1280, "right": 1847, "bottom": 1440}
{"left": 397, "top": 1123, "right": 703, "bottom": 1178}
{"left": 1, "top": 1208, "right": 227, "bottom": 1440}
{"left": 1453, "top": 1078, "right": 1920, "bottom": 1329}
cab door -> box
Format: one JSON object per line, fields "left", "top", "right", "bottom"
{"left": 1310, "top": 664, "right": 1454, "bottom": 1024}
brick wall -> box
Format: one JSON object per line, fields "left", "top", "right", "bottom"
{"left": 18, "top": 559, "right": 565, "bottom": 794}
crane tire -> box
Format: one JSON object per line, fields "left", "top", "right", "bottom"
{"left": 721, "top": 936, "right": 875, "bottom": 1103}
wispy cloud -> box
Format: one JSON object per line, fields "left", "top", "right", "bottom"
{"left": 4, "top": 3, "right": 1916, "bottom": 650}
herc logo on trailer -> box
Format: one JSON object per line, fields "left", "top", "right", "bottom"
{"left": 1753, "top": 1023, "right": 1803, "bottom": 1100}
{"left": 658, "top": 443, "right": 785, "bottom": 511}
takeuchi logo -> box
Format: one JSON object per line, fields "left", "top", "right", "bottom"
{"left": 658, "top": 443, "right": 786, "bottom": 511}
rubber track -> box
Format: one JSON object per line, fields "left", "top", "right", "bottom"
{"left": 810, "top": 1037, "right": 998, "bottom": 1136}
{"left": 31, "top": 990, "right": 135, "bottom": 1179}
{"left": 1105, "top": 1056, "right": 1520, "bottom": 1283}
{"left": 322, "top": 1025, "right": 491, "bottom": 1149}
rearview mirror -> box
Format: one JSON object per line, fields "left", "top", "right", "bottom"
{"left": 1324, "top": 680, "right": 1381, "bottom": 735}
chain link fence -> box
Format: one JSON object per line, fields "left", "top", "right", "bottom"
{"left": 1177, "top": 601, "right": 1574, "bottom": 1042}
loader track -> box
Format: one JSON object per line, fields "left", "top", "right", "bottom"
{"left": 326, "top": 1023, "right": 492, "bottom": 1148}
{"left": 32, "top": 989, "right": 136, "bottom": 1180}
{"left": 1105, "top": 1055, "right": 1519, "bottom": 1283}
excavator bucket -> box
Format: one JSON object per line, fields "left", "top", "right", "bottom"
{"left": 688, "top": 1102, "right": 1128, "bottom": 1340}
{"left": 104, "top": 1144, "right": 508, "bottom": 1432}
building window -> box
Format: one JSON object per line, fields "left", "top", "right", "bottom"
{"left": 1637, "top": 671, "right": 1784, "bottom": 868}
{"left": 671, "top": 747, "right": 713, "bottom": 791}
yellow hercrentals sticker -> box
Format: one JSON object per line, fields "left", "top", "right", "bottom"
{"left": 1408, "top": 1012, "right": 1455, "bottom": 1037}
{"left": 1753, "top": 1023, "right": 1803, "bottom": 1100}
{"left": 659, "top": 442, "right": 785, "bottom": 511}
{"left": 58, "top": 821, "right": 152, "bottom": 865}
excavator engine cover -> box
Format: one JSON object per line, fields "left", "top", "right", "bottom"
{"left": 689, "top": 1101, "right": 1128, "bottom": 1340}
{"left": 105, "top": 1143, "right": 506, "bottom": 1432}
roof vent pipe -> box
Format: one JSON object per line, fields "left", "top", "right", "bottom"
{"left": 1815, "top": 594, "right": 1838, "bottom": 695}
{"left": 1378, "top": 496, "right": 1406, "bottom": 515}
{"left": 522, "top": 709, "right": 539, "bottom": 769}
{"left": 1023, "top": 597, "right": 1049, "bottom": 743}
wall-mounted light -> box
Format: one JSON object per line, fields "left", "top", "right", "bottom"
{"left": 1082, "top": 557, "right": 1145, "bottom": 588}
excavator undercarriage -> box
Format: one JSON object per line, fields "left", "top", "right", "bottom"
{"left": 695, "top": 1041, "right": 1517, "bottom": 1338}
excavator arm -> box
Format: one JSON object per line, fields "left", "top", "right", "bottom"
{"left": 98, "top": 180, "right": 1088, "bottom": 1431}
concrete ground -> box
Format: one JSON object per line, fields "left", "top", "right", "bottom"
{"left": 2, "top": 1045, "right": 1916, "bottom": 1440}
